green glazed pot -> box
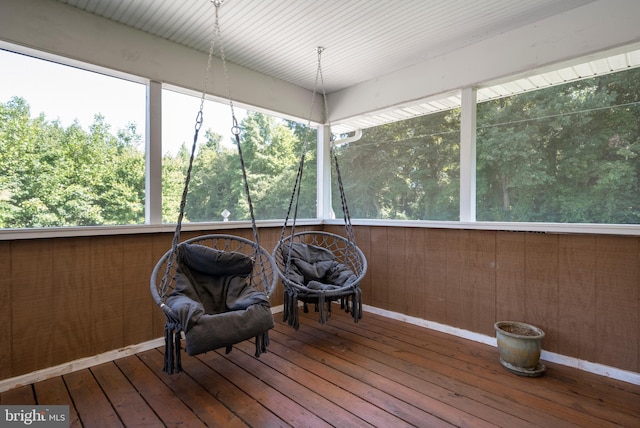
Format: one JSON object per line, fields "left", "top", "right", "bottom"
{"left": 494, "top": 321, "right": 546, "bottom": 376}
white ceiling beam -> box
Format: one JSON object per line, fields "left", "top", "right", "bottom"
{"left": 327, "top": 0, "right": 640, "bottom": 123}
{"left": 0, "top": 0, "right": 323, "bottom": 124}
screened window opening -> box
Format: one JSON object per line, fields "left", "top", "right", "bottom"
{"left": 0, "top": 49, "right": 146, "bottom": 228}
{"left": 162, "top": 89, "right": 317, "bottom": 223}
{"left": 476, "top": 66, "right": 640, "bottom": 224}
{"left": 332, "top": 109, "right": 461, "bottom": 221}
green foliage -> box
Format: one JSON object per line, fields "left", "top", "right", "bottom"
{"left": 333, "top": 109, "right": 460, "bottom": 220}
{"left": 477, "top": 68, "right": 640, "bottom": 223}
{"left": 0, "top": 97, "right": 145, "bottom": 227}
{"left": 162, "top": 112, "right": 317, "bottom": 223}
{"left": 3, "top": 66, "right": 640, "bottom": 228}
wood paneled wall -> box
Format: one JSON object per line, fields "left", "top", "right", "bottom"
{"left": 1, "top": 225, "right": 638, "bottom": 380}
{"left": 0, "top": 227, "right": 286, "bottom": 380}
{"left": 327, "top": 225, "right": 640, "bottom": 374}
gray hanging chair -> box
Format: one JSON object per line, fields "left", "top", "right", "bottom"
{"left": 273, "top": 231, "right": 366, "bottom": 329}
{"left": 150, "top": 2, "right": 276, "bottom": 374}
{"left": 151, "top": 235, "right": 276, "bottom": 374}
{"left": 273, "top": 48, "right": 367, "bottom": 329}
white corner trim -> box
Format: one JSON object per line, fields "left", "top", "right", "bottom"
{"left": 363, "top": 304, "right": 640, "bottom": 386}
{"left": 0, "top": 305, "right": 286, "bottom": 393}
{"left": 270, "top": 304, "right": 285, "bottom": 314}
{"left": 363, "top": 304, "right": 497, "bottom": 346}
{"left": 0, "top": 338, "right": 165, "bottom": 393}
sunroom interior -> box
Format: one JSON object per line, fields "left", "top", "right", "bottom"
{"left": 1, "top": 0, "right": 639, "bottom": 425}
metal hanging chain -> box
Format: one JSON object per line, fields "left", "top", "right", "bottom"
{"left": 278, "top": 47, "right": 323, "bottom": 247}
{"left": 160, "top": 3, "right": 219, "bottom": 297}
{"left": 279, "top": 47, "right": 324, "bottom": 278}
{"left": 213, "top": 1, "right": 262, "bottom": 264}
{"left": 162, "top": 0, "right": 264, "bottom": 296}
{"left": 317, "top": 53, "right": 356, "bottom": 249}
{"left": 280, "top": 47, "right": 357, "bottom": 277}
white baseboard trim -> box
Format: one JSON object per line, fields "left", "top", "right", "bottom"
{"left": 2, "top": 304, "right": 637, "bottom": 392}
{"left": 0, "top": 305, "right": 287, "bottom": 393}
{"left": 363, "top": 304, "right": 640, "bottom": 386}
{"left": 0, "top": 338, "right": 166, "bottom": 393}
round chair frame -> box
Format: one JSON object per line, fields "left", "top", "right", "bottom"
{"left": 151, "top": 234, "right": 277, "bottom": 321}
{"left": 273, "top": 231, "right": 367, "bottom": 298}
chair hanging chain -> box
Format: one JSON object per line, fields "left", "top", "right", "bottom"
{"left": 212, "top": 2, "right": 263, "bottom": 260}
{"left": 317, "top": 50, "right": 357, "bottom": 253}
{"left": 280, "top": 47, "right": 357, "bottom": 277}
{"left": 162, "top": 0, "right": 263, "bottom": 296}
{"left": 278, "top": 47, "right": 324, "bottom": 253}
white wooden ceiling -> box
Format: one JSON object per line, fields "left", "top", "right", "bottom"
{"left": 54, "top": 0, "right": 594, "bottom": 93}
{"left": 39, "top": 0, "right": 640, "bottom": 133}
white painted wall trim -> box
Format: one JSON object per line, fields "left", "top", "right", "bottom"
{"left": 323, "top": 218, "right": 640, "bottom": 237}
{"left": 0, "top": 305, "right": 287, "bottom": 393}
{"left": 317, "top": 125, "right": 332, "bottom": 220}
{"left": 146, "top": 80, "right": 163, "bottom": 224}
{"left": 363, "top": 305, "right": 640, "bottom": 386}
{"left": 0, "top": 0, "right": 321, "bottom": 124}
{"left": 459, "top": 87, "right": 477, "bottom": 222}
{"left": 0, "top": 338, "right": 165, "bottom": 393}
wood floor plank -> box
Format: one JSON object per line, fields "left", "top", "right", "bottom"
{"left": 64, "top": 368, "right": 124, "bottom": 428}
{"left": 3, "top": 307, "right": 639, "bottom": 428}
{"left": 178, "top": 347, "right": 287, "bottom": 427}
{"left": 91, "top": 362, "right": 164, "bottom": 427}
{"left": 229, "top": 338, "right": 390, "bottom": 428}
{"left": 115, "top": 355, "right": 206, "bottom": 427}
{"left": 0, "top": 385, "right": 35, "bottom": 404}
{"left": 197, "top": 349, "right": 332, "bottom": 428}
{"left": 318, "top": 310, "right": 637, "bottom": 427}
{"left": 362, "top": 312, "right": 640, "bottom": 417}
{"left": 139, "top": 349, "right": 249, "bottom": 428}
{"left": 277, "top": 320, "right": 522, "bottom": 428}
{"left": 342, "top": 311, "right": 640, "bottom": 426}
{"left": 295, "top": 313, "right": 587, "bottom": 428}
{"left": 263, "top": 329, "right": 462, "bottom": 427}
{"left": 33, "top": 376, "right": 81, "bottom": 427}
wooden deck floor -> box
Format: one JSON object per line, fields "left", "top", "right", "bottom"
{"left": 2, "top": 308, "right": 639, "bottom": 427}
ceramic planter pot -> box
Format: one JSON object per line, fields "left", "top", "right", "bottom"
{"left": 494, "top": 321, "right": 546, "bottom": 377}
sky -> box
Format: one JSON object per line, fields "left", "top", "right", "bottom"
{"left": 0, "top": 48, "right": 244, "bottom": 155}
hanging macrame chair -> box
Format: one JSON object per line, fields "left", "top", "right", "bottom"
{"left": 150, "top": 1, "right": 276, "bottom": 374}
{"left": 272, "top": 47, "right": 367, "bottom": 330}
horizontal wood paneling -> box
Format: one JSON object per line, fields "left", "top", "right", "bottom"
{"left": 0, "top": 241, "right": 12, "bottom": 380}
{"left": 363, "top": 226, "right": 639, "bottom": 373}
{"left": 1, "top": 225, "right": 638, "bottom": 379}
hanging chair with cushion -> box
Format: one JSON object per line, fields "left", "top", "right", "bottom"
{"left": 151, "top": 234, "right": 276, "bottom": 374}
{"left": 272, "top": 47, "right": 367, "bottom": 330}
{"left": 150, "top": 1, "right": 276, "bottom": 374}
{"left": 274, "top": 231, "right": 366, "bottom": 329}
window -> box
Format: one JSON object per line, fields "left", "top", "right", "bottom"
{"left": 3, "top": 43, "right": 638, "bottom": 232}
{"left": 332, "top": 109, "right": 460, "bottom": 220}
{"left": 476, "top": 67, "right": 640, "bottom": 224}
{"left": 161, "top": 89, "right": 317, "bottom": 223}
{"left": 0, "top": 49, "right": 146, "bottom": 228}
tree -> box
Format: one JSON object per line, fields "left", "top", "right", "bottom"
{"left": 333, "top": 109, "right": 460, "bottom": 220}
{"left": 0, "top": 97, "right": 145, "bottom": 227}
{"left": 477, "top": 68, "right": 640, "bottom": 223}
